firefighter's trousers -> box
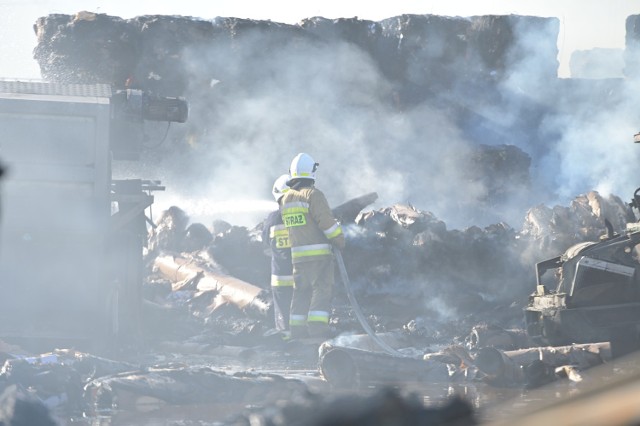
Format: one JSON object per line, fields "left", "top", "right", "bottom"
{"left": 289, "top": 257, "right": 334, "bottom": 338}
{"left": 272, "top": 285, "right": 293, "bottom": 331}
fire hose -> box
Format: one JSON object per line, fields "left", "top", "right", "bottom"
{"left": 334, "top": 249, "right": 408, "bottom": 358}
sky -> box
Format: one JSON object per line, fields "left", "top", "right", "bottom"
{"left": 1, "top": 0, "right": 640, "bottom": 79}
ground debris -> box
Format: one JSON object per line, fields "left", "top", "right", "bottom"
{"left": 85, "top": 365, "right": 309, "bottom": 408}
{"left": 223, "top": 386, "right": 477, "bottom": 426}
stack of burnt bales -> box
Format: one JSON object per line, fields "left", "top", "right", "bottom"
{"left": 304, "top": 15, "right": 557, "bottom": 97}
{"left": 32, "top": 12, "right": 558, "bottom": 144}
{"left": 32, "top": 13, "right": 320, "bottom": 97}
{"left": 33, "top": 12, "right": 558, "bottom": 97}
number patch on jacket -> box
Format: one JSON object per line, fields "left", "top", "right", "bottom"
{"left": 276, "top": 235, "right": 291, "bottom": 248}
{"left": 283, "top": 213, "right": 306, "bottom": 227}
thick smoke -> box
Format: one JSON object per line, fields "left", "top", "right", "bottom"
{"left": 123, "top": 17, "right": 554, "bottom": 230}
{"left": 544, "top": 88, "right": 640, "bottom": 202}
{"left": 499, "top": 17, "right": 640, "bottom": 211}
{"left": 37, "top": 12, "right": 640, "bottom": 230}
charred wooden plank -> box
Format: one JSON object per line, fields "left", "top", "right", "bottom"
{"left": 154, "top": 254, "right": 270, "bottom": 316}
{"left": 475, "top": 342, "right": 611, "bottom": 387}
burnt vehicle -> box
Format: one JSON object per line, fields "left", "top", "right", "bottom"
{"left": 525, "top": 190, "right": 640, "bottom": 353}
{"left": 0, "top": 80, "right": 187, "bottom": 351}
{"left": 524, "top": 132, "right": 640, "bottom": 351}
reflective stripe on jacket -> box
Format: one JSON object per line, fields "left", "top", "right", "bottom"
{"left": 291, "top": 243, "right": 332, "bottom": 261}
{"left": 281, "top": 187, "right": 344, "bottom": 263}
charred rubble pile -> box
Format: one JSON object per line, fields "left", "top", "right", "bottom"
{"left": 140, "top": 189, "right": 635, "bottom": 352}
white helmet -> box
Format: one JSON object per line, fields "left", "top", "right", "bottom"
{"left": 289, "top": 153, "right": 318, "bottom": 181}
{"left": 271, "top": 173, "right": 290, "bottom": 202}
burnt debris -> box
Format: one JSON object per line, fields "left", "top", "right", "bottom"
{"left": 142, "top": 189, "right": 635, "bottom": 351}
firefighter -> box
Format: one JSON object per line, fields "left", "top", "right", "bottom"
{"left": 280, "top": 153, "right": 345, "bottom": 338}
{"left": 261, "top": 174, "right": 294, "bottom": 333}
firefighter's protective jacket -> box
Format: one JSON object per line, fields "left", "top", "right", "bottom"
{"left": 261, "top": 209, "right": 293, "bottom": 287}
{"left": 280, "top": 187, "right": 345, "bottom": 263}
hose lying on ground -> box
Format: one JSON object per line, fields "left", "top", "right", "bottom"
{"left": 334, "top": 249, "right": 408, "bottom": 358}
